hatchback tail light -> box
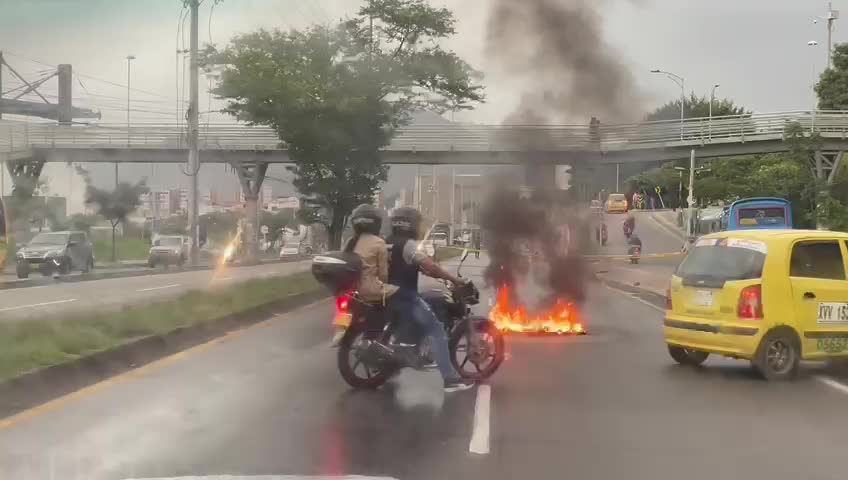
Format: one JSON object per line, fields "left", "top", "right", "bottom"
{"left": 666, "top": 287, "right": 672, "bottom": 310}
{"left": 737, "top": 284, "right": 763, "bottom": 319}
{"left": 336, "top": 295, "right": 350, "bottom": 313}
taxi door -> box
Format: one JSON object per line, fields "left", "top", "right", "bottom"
{"left": 788, "top": 239, "right": 848, "bottom": 359}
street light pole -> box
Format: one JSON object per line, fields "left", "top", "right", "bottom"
{"left": 122, "top": 54, "right": 135, "bottom": 188}
{"left": 687, "top": 149, "right": 696, "bottom": 237}
{"left": 187, "top": 0, "right": 200, "bottom": 265}
{"left": 650, "top": 69, "right": 685, "bottom": 140}
{"left": 709, "top": 84, "right": 720, "bottom": 140}
{"left": 808, "top": 40, "right": 819, "bottom": 131}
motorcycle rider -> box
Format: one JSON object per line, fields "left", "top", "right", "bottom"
{"left": 335, "top": 204, "right": 397, "bottom": 346}
{"left": 623, "top": 213, "right": 635, "bottom": 236}
{"left": 388, "top": 207, "right": 475, "bottom": 393}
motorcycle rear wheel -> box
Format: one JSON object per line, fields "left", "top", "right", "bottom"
{"left": 450, "top": 319, "right": 505, "bottom": 380}
{"left": 337, "top": 327, "right": 395, "bottom": 389}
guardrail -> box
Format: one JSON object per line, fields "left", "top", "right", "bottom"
{"left": 3, "top": 110, "right": 848, "bottom": 154}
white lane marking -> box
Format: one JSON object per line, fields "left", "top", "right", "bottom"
{"left": 135, "top": 284, "right": 181, "bottom": 293}
{"left": 212, "top": 276, "right": 235, "bottom": 281}
{"left": 604, "top": 285, "right": 666, "bottom": 313}
{"left": 817, "top": 375, "right": 848, "bottom": 395}
{"left": 469, "top": 384, "right": 492, "bottom": 455}
{"left": 0, "top": 298, "right": 77, "bottom": 313}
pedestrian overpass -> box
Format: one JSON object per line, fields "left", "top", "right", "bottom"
{"left": 3, "top": 110, "right": 848, "bottom": 166}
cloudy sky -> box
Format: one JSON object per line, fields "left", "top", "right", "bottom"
{"left": 1, "top": 0, "right": 836, "bottom": 124}
{"left": 0, "top": 0, "right": 841, "bottom": 206}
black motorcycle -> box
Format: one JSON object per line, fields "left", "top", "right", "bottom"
{"left": 314, "top": 250, "right": 505, "bottom": 389}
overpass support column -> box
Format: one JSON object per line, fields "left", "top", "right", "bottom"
{"left": 232, "top": 160, "right": 269, "bottom": 262}
{"left": 814, "top": 150, "right": 845, "bottom": 229}
{"left": 6, "top": 155, "right": 45, "bottom": 198}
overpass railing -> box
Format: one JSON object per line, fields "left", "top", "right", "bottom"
{"left": 3, "top": 111, "right": 848, "bottom": 154}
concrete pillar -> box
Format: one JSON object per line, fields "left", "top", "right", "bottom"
{"left": 231, "top": 160, "right": 268, "bottom": 261}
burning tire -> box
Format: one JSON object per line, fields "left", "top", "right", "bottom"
{"left": 450, "top": 318, "right": 505, "bottom": 380}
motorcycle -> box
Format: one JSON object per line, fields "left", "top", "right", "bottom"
{"left": 317, "top": 249, "right": 506, "bottom": 389}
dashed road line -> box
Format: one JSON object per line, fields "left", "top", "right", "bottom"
{"left": 0, "top": 298, "right": 78, "bottom": 313}
{"left": 817, "top": 375, "right": 848, "bottom": 395}
{"left": 604, "top": 285, "right": 666, "bottom": 313}
{"left": 469, "top": 384, "right": 492, "bottom": 455}
{"left": 135, "top": 284, "right": 181, "bottom": 293}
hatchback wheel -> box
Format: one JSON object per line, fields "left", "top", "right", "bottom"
{"left": 753, "top": 329, "right": 800, "bottom": 381}
{"left": 668, "top": 345, "right": 709, "bottom": 366}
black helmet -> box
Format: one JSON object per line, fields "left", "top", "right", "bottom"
{"left": 391, "top": 206, "right": 422, "bottom": 238}
{"left": 350, "top": 204, "right": 382, "bottom": 235}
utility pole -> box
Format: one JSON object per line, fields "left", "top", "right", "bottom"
{"left": 827, "top": 3, "right": 839, "bottom": 69}
{"left": 188, "top": 0, "right": 201, "bottom": 265}
{"left": 687, "top": 149, "right": 696, "bottom": 238}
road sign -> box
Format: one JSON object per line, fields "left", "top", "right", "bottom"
{"left": 655, "top": 186, "right": 662, "bottom": 195}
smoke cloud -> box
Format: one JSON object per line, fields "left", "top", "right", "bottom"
{"left": 486, "top": 0, "right": 643, "bottom": 124}
{"left": 481, "top": 186, "right": 590, "bottom": 311}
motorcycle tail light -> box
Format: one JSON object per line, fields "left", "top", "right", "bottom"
{"left": 336, "top": 295, "right": 350, "bottom": 312}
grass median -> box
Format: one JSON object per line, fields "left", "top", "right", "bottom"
{"left": 0, "top": 271, "right": 321, "bottom": 382}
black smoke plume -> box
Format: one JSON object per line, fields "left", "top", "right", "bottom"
{"left": 486, "top": 0, "right": 643, "bottom": 123}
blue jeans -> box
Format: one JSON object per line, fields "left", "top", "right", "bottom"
{"left": 389, "top": 290, "right": 461, "bottom": 382}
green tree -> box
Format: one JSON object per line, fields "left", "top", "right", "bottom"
{"left": 815, "top": 43, "right": 848, "bottom": 109}
{"left": 84, "top": 181, "right": 148, "bottom": 262}
{"left": 645, "top": 93, "right": 747, "bottom": 121}
{"left": 210, "top": 0, "right": 484, "bottom": 248}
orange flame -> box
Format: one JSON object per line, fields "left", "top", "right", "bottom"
{"left": 489, "top": 285, "right": 585, "bottom": 334}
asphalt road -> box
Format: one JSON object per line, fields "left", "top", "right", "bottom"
{"left": 0, "top": 260, "right": 311, "bottom": 321}
{"left": 4, "top": 251, "right": 848, "bottom": 480}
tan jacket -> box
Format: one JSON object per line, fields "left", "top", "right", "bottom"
{"left": 352, "top": 233, "right": 399, "bottom": 303}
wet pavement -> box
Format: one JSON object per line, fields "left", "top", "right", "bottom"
{"left": 3, "top": 250, "right": 848, "bottom": 479}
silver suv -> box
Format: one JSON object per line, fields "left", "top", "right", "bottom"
{"left": 15, "top": 231, "right": 95, "bottom": 278}
{"left": 148, "top": 235, "right": 189, "bottom": 267}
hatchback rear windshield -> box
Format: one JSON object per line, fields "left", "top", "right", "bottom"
{"left": 609, "top": 194, "right": 625, "bottom": 201}
{"left": 676, "top": 244, "right": 765, "bottom": 287}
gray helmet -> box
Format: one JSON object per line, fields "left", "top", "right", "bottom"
{"left": 390, "top": 206, "right": 422, "bottom": 237}
{"left": 350, "top": 204, "right": 382, "bottom": 235}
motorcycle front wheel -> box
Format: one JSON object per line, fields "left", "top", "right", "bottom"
{"left": 450, "top": 318, "right": 505, "bottom": 380}
{"left": 337, "top": 326, "right": 395, "bottom": 389}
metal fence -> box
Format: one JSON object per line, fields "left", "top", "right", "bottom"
{"left": 3, "top": 110, "right": 848, "bottom": 154}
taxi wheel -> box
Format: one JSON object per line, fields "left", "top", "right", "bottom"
{"left": 753, "top": 329, "right": 800, "bottom": 381}
{"left": 667, "top": 345, "right": 709, "bottom": 366}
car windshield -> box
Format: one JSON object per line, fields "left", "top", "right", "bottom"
{"left": 676, "top": 244, "right": 765, "bottom": 284}
{"left": 157, "top": 237, "right": 182, "bottom": 246}
{"left": 29, "top": 233, "right": 69, "bottom": 246}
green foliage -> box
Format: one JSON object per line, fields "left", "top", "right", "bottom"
{"left": 93, "top": 237, "right": 150, "bottom": 262}
{"left": 259, "top": 209, "right": 296, "bottom": 241}
{"left": 645, "top": 93, "right": 747, "bottom": 121}
{"left": 67, "top": 213, "right": 100, "bottom": 232}
{"left": 210, "top": 0, "right": 483, "bottom": 248}
{"left": 0, "top": 271, "right": 319, "bottom": 381}
{"left": 159, "top": 214, "right": 188, "bottom": 235}
{"left": 84, "top": 180, "right": 148, "bottom": 261}
{"left": 816, "top": 43, "right": 848, "bottom": 109}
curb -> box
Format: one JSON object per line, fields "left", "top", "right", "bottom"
{"left": 595, "top": 273, "right": 667, "bottom": 311}
{"left": 0, "top": 288, "right": 329, "bottom": 420}
{"left": 648, "top": 212, "right": 686, "bottom": 241}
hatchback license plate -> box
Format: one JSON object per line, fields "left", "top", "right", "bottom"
{"left": 817, "top": 337, "right": 848, "bottom": 353}
{"left": 693, "top": 290, "right": 713, "bottom": 307}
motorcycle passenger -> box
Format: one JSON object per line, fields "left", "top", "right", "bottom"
{"left": 623, "top": 214, "right": 635, "bottom": 235}
{"left": 388, "top": 207, "right": 475, "bottom": 393}
{"left": 336, "top": 204, "right": 397, "bottom": 346}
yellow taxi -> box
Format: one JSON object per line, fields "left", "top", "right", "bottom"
{"left": 605, "top": 193, "right": 628, "bottom": 213}
{"left": 665, "top": 229, "right": 848, "bottom": 380}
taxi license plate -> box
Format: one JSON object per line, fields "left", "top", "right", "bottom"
{"left": 817, "top": 337, "right": 848, "bottom": 353}
{"left": 693, "top": 290, "right": 713, "bottom": 307}
{"left": 334, "top": 313, "right": 353, "bottom": 328}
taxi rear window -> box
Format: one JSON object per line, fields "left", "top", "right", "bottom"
{"left": 676, "top": 243, "right": 765, "bottom": 288}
